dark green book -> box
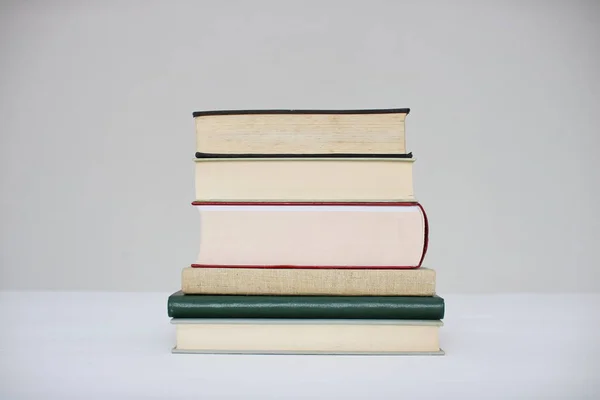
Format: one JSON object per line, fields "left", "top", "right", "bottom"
{"left": 167, "top": 291, "right": 445, "bottom": 320}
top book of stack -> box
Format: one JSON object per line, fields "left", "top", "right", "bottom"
{"left": 192, "top": 109, "right": 414, "bottom": 202}
{"left": 193, "top": 108, "right": 411, "bottom": 156}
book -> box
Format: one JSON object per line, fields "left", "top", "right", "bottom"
{"left": 181, "top": 267, "right": 436, "bottom": 296}
{"left": 167, "top": 291, "right": 445, "bottom": 319}
{"left": 171, "top": 319, "right": 443, "bottom": 355}
{"left": 191, "top": 202, "right": 428, "bottom": 269}
{"left": 193, "top": 108, "right": 411, "bottom": 156}
{"left": 194, "top": 157, "right": 415, "bottom": 202}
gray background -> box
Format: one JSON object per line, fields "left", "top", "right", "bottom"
{"left": 1, "top": 0, "right": 598, "bottom": 293}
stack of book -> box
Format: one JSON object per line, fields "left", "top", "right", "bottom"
{"left": 168, "top": 109, "right": 445, "bottom": 355}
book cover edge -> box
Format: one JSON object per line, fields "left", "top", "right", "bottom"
{"left": 170, "top": 318, "right": 444, "bottom": 326}
{"left": 171, "top": 348, "right": 445, "bottom": 356}
{"left": 192, "top": 108, "right": 410, "bottom": 117}
{"left": 195, "top": 152, "right": 414, "bottom": 159}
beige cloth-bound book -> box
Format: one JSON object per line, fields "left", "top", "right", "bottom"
{"left": 182, "top": 267, "right": 436, "bottom": 296}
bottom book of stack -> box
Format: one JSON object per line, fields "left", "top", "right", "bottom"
{"left": 168, "top": 291, "right": 445, "bottom": 355}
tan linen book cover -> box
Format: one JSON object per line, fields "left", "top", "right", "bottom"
{"left": 182, "top": 267, "right": 436, "bottom": 296}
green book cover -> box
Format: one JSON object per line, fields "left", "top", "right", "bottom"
{"left": 167, "top": 291, "right": 445, "bottom": 320}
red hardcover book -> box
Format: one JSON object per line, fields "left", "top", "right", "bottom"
{"left": 190, "top": 201, "right": 428, "bottom": 269}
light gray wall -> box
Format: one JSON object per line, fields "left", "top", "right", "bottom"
{"left": 1, "top": 0, "right": 599, "bottom": 292}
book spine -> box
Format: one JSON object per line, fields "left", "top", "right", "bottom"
{"left": 167, "top": 296, "right": 445, "bottom": 320}
{"left": 182, "top": 267, "right": 435, "bottom": 296}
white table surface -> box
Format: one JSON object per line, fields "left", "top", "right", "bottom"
{"left": 0, "top": 292, "right": 598, "bottom": 399}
